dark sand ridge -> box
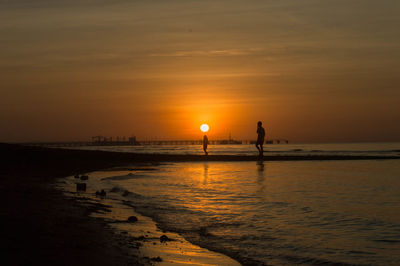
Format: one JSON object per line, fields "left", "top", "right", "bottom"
{"left": 1, "top": 143, "right": 399, "bottom": 265}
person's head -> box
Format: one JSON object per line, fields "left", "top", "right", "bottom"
{"left": 257, "top": 121, "right": 262, "bottom": 127}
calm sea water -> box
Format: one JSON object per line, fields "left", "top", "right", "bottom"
{"left": 98, "top": 160, "right": 400, "bottom": 265}
{"left": 71, "top": 143, "right": 400, "bottom": 265}
{"left": 67, "top": 142, "right": 400, "bottom": 157}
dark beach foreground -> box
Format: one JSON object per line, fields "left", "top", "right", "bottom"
{"left": 1, "top": 143, "right": 399, "bottom": 265}
{"left": 0, "top": 143, "right": 146, "bottom": 265}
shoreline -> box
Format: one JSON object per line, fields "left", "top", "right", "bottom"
{"left": 1, "top": 143, "right": 243, "bottom": 265}
{"left": 1, "top": 143, "right": 399, "bottom": 265}
{"left": 12, "top": 143, "right": 400, "bottom": 162}
{"left": 57, "top": 170, "right": 241, "bottom": 265}
{"left": 123, "top": 153, "right": 400, "bottom": 162}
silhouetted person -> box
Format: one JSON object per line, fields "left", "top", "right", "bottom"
{"left": 256, "top": 121, "right": 265, "bottom": 158}
{"left": 203, "top": 134, "right": 208, "bottom": 155}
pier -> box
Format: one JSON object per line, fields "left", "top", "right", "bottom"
{"left": 22, "top": 137, "right": 289, "bottom": 147}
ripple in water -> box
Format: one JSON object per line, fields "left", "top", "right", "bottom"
{"left": 107, "top": 160, "right": 400, "bottom": 265}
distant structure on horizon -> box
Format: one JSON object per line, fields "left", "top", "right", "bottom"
{"left": 22, "top": 136, "right": 288, "bottom": 147}
{"left": 243, "top": 139, "right": 289, "bottom": 145}
{"left": 91, "top": 135, "right": 140, "bottom": 146}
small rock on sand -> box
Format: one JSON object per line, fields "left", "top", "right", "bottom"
{"left": 160, "top": 235, "right": 171, "bottom": 243}
{"left": 150, "top": 256, "right": 162, "bottom": 262}
{"left": 127, "top": 216, "right": 138, "bottom": 223}
{"left": 110, "top": 186, "right": 121, "bottom": 193}
{"left": 95, "top": 189, "right": 106, "bottom": 197}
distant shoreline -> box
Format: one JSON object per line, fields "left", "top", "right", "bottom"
{"left": 5, "top": 143, "right": 399, "bottom": 163}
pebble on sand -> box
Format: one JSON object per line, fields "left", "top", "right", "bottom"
{"left": 127, "top": 216, "right": 138, "bottom": 223}
{"left": 160, "top": 235, "right": 171, "bottom": 243}
{"left": 95, "top": 189, "right": 106, "bottom": 197}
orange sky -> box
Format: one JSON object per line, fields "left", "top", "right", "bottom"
{"left": 1, "top": 1, "right": 399, "bottom": 142}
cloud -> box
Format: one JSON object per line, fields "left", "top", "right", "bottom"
{"left": 150, "top": 48, "right": 263, "bottom": 57}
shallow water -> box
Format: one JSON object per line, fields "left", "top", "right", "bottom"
{"left": 101, "top": 160, "right": 400, "bottom": 265}
{"left": 58, "top": 170, "right": 240, "bottom": 266}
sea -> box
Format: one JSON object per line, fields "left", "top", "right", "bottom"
{"left": 67, "top": 142, "right": 400, "bottom": 157}
{"left": 68, "top": 143, "right": 400, "bottom": 265}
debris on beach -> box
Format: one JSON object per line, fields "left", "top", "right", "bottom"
{"left": 160, "top": 235, "right": 171, "bottom": 243}
{"left": 80, "top": 175, "right": 89, "bottom": 180}
{"left": 110, "top": 186, "right": 121, "bottom": 193}
{"left": 95, "top": 189, "right": 106, "bottom": 197}
{"left": 127, "top": 216, "right": 138, "bottom": 223}
{"left": 76, "top": 183, "right": 86, "bottom": 191}
{"left": 150, "top": 256, "right": 163, "bottom": 262}
{"left": 144, "top": 256, "right": 163, "bottom": 263}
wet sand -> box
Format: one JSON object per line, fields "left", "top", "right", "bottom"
{"left": 1, "top": 143, "right": 398, "bottom": 265}
{"left": 58, "top": 170, "right": 240, "bottom": 265}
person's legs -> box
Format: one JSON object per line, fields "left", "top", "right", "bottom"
{"left": 256, "top": 143, "right": 261, "bottom": 155}
{"left": 260, "top": 144, "right": 264, "bottom": 157}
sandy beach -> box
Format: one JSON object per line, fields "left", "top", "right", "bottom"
{"left": 0, "top": 143, "right": 144, "bottom": 265}
{"left": 1, "top": 143, "right": 399, "bottom": 265}
{"left": 1, "top": 143, "right": 243, "bottom": 265}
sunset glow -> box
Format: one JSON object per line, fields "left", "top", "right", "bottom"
{"left": 200, "top": 124, "right": 210, "bottom": 133}
{"left": 0, "top": 1, "right": 399, "bottom": 142}
{"left": 1, "top": 2, "right": 400, "bottom": 265}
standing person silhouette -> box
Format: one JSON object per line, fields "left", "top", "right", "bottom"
{"left": 203, "top": 134, "right": 209, "bottom": 155}
{"left": 256, "top": 121, "right": 265, "bottom": 158}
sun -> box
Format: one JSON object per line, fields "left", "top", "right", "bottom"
{"left": 200, "top": 124, "right": 209, "bottom": 133}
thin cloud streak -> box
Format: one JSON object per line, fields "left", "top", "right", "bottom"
{"left": 150, "top": 48, "right": 263, "bottom": 57}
